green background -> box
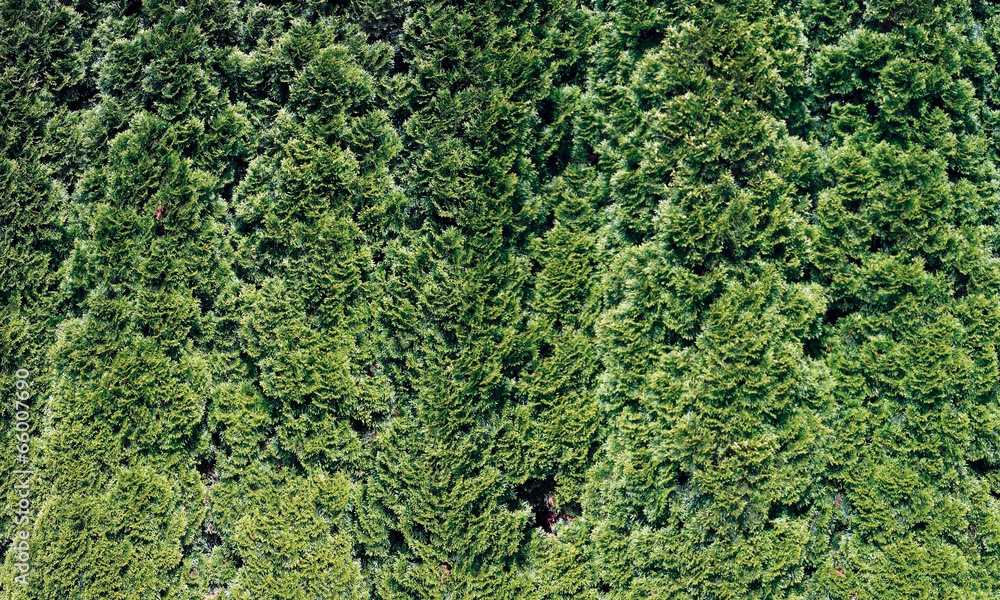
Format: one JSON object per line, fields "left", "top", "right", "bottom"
{"left": 3, "top": 0, "right": 1000, "bottom": 598}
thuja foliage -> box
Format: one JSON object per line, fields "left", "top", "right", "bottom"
{"left": 0, "top": 0, "right": 81, "bottom": 591}
{"left": 368, "top": 2, "right": 592, "bottom": 596}
{"left": 804, "top": 0, "right": 1000, "bottom": 596}
{"left": 218, "top": 13, "right": 400, "bottom": 599}
{"left": 3, "top": 0, "right": 1000, "bottom": 598}
{"left": 561, "top": 0, "right": 833, "bottom": 597}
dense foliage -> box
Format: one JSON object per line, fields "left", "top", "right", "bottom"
{"left": 3, "top": 0, "right": 1000, "bottom": 598}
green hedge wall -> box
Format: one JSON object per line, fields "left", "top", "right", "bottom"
{"left": 3, "top": 0, "right": 1000, "bottom": 599}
